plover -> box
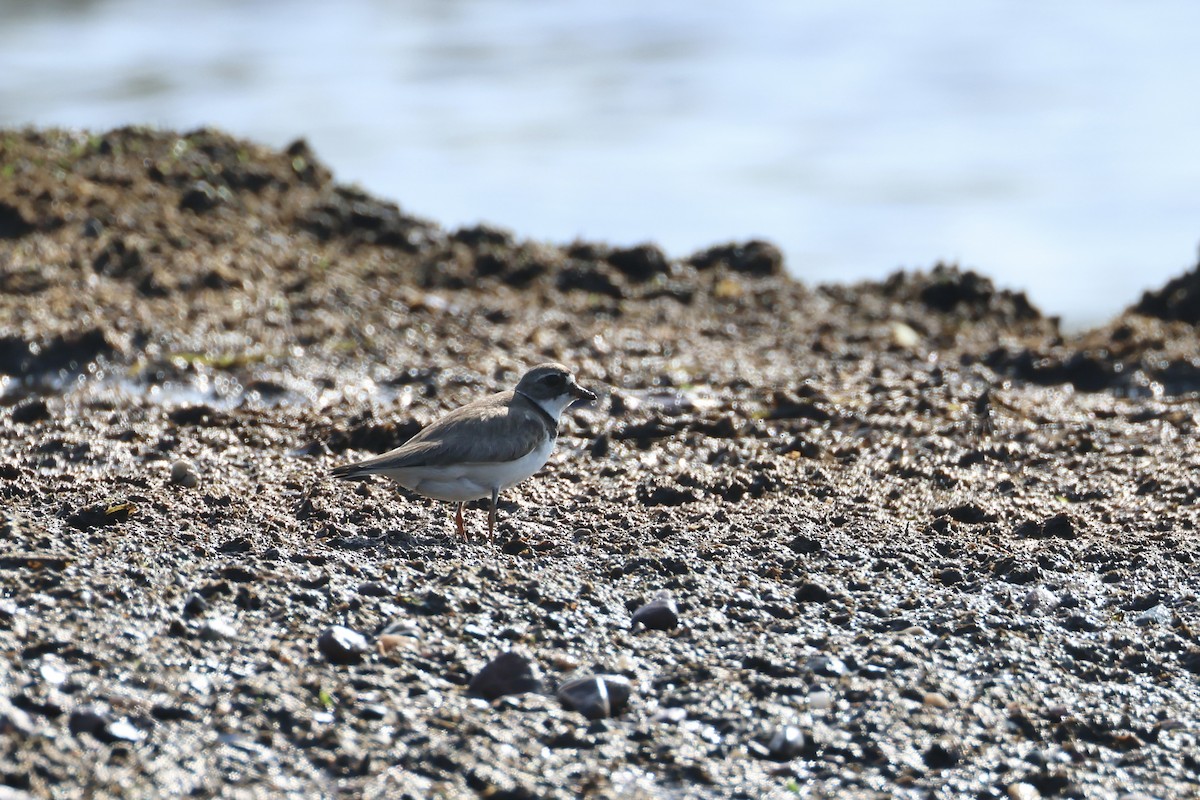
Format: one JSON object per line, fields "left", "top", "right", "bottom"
{"left": 330, "top": 363, "right": 596, "bottom": 539}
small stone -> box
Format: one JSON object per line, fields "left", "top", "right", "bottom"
{"left": 11, "top": 397, "right": 50, "bottom": 425}
{"left": 0, "top": 697, "right": 36, "bottom": 737}
{"left": 1008, "top": 783, "right": 1041, "bottom": 800}
{"left": 1022, "top": 587, "right": 1056, "bottom": 613}
{"left": 556, "top": 674, "right": 633, "bottom": 719}
{"left": 1062, "top": 614, "right": 1103, "bottom": 632}
{"left": 170, "top": 459, "right": 199, "bottom": 488}
{"left": 317, "top": 625, "right": 371, "bottom": 665}
{"left": 754, "top": 725, "right": 804, "bottom": 761}
{"left": 469, "top": 651, "right": 542, "bottom": 700}
{"left": 1134, "top": 604, "right": 1171, "bottom": 626}
{"left": 377, "top": 634, "right": 418, "bottom": 655}
{"left": 631, "top": 596, "right": 679, "bottom": 630}
{"left": 182, "top": 593, "right": 208, "bottom": 617}
{"left": 891, "top": 321, "right": 921, "bottom": 349}
{"left": 923, "top": 692, "right": 952, "bottom": 709}
{"left": 200, "top": 616, "right": 238, "bottom": 641}
{"left": 938, "top": 568, "right": 964, "bottom": 586}
{"left": 806, "top": 654, "right": 846, "bottom": 677}
{"left": 356, "top": 581, "right": 392, "bottom": 597}
{"left": 38, "top": 663, "right": 67, "bottom": 686}
{"left": 68, "top": 708, "right": 110, "bottom": 738}
{"left": 808, "top": 690, "right": 833, "bottom": 710}
{"left": 923, "top": 740, "right": 960, "bottom": 769}
{"left": 653, "top": 707, "right": 687, "bottom": 723}
{"left": 105, "top": 719, "right": 145, "bottom": 743}
{"left": 795, "top": 582, "right": 832, "bottom": 603}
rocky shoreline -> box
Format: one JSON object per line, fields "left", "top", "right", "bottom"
{"left": 2, "top": 127, "right": 1199, "bottom": 799}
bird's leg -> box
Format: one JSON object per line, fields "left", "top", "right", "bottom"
{"left": 489, "top": 487, "right": 499, "bottom": 539}
{"left": 455, "top": 502, "right": 467, "bottom": 540}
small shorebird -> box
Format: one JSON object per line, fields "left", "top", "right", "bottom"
{"left": 330, "top": 363, "right": 596, "bottom": 539}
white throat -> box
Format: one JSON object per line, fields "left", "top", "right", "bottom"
{"left": 527, "top": 392, "right": 577, "bottom": 424}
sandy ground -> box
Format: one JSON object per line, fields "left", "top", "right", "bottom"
{"left": 2, "top": 127, "right": 1200, "bottom": 799}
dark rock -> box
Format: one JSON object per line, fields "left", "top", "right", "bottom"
{"left": 1016, "top": 513, "right": 1079, "bottom": 540}
{"left": 299, "top": 186, "right": 435, "bottom": 252}
{"left": 795, "top": 582, "right": 831, "bottom": 603}
{"left": 0, "top": 201, "right": 35, "bottom": 239}
{"left": 317, "top": 625, "right": 371, "bottom": 665}
{"left": 636, "top": 481, "right": 699, "bottom": 506}
{"left": 606, "top": 243, "right": 670, "bottom": 282}
{"left": 67, "top": 708, "right": 142, "bottom": 743}
{"left": 556, "top": 674, "right": 632, "bottom": 719}
{"left": 179, "top": 180, "right": 220, "bottom": 212}
{"left": 688, "top": 240, "right": 783, "bottom": 276}
{"left": 1062, "top": 614, "right": 1103, "bottom": 633}
{"left": 613, "top": 419, "right": 683, "bottom": 444}
{"left": 557, "top": 265, "right": 624, "bottom": 299}
{"left": 469, "top": 651, "right": 542, "bottom": 700}
{"left": 1133, "top": 261, "right": 1200, "bottom": 323}
{"left": 66, "top": 501, "right": 136, "bottom": 531}
{"left": 923, "top": 740, "right": 960, "bottom": 769}
{"left": 789, "top": 535, "right": 822, "bottom": 554}
{"left": 11, "top": 398, "right": 50, "bottom": 424}
{"left": 356, "top": 581, "right": 393, "bottom": 597}
{"left": 938, "top": 568, "right": 965, "bottom": 586}
{"left": 0, "top": 328, "right": 115, "bottom": 377}
{"left": 67, "top": 708, "right": 110, "bottom": 738}
{"left": 450, "top": 224, "right": 513, "bottom": 248}
{"left": 934, "top": 503, "right": 997, "bottom": 524}
{"left": 182, "top": 593, "right": 208, "bottom": 617}
{"left": 630, "top": 596, "right": 679, "bottom": 630}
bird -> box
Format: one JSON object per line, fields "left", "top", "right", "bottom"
{"left": 330, "top": 363, "right": 596, "bottom": 539}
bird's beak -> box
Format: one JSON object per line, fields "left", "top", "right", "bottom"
{"left": 569, "top": 380, "right": 597, "bottom": 406}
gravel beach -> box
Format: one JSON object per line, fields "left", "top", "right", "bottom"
{"left": 2, "top": 127, "right": 1200, "bottom": 799}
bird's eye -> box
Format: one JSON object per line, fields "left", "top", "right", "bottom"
{"left": 544, "top": 374, "right": 565, "bottom": 387}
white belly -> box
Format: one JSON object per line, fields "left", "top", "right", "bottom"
{"left": 381, "top": 437, "right": 554, "bottom": 502}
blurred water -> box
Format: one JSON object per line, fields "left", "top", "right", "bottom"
{"left": 2, "top": 0, "right": 1199, "bottom": 327}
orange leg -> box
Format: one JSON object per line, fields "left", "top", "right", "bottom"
{"left": 455, "top": 502, "right": 467, "bottom": 539}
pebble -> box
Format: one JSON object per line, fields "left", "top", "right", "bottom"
{"left": 556, "top": 674, "right": 633, "bottom": 719}
{"left": 653, "top": 706, "right": 687, "bottom": 723}
{"left": 182, "top": 593, "right": 208, "bottom": 617}
{"left": 795, "top": 582, "right": 832, "bottom": 603}
{"left": 808, "top": 690, "right": 833, "bottom": 710}
{"left": 1134, "top": 604, "right": 1171, "bottom": 626}
{"left": 1007, "top": 783, "right": 1041, "bottom": 800}
{"left": 39, "top": 662, "right": 68, "bottom": 686}
{"left": 317, "top": 625, "right": 371, "bottom": 664}
{"left": 1022, "top": 587, "right": 1057, "bottom": 613}
{"left": 923, "top": 740, "right": 960, "bottom": 768}
{"left": 806, "top": 654, "right": 847, "bottom": 677}
{"left": 169, "top": 459, "right": 199, "bottom": 488}
{"left": 1062, "top": 614, "right": 1103, "bottom": 633}
{"left": 923, "top": 692, "right": 952, "bottom": 709}
{"left": 200, "top": 616, "right": 239, "bottom": 641}
{"left": 749, "top": 724, "right": 805, "bottom": 761}
{"left": 468, "top": 651, "right": 543, "bottom": 700}
{"left": 67, "top": 708, "right": 143, "bottom": 743}
{"left": 105, "top": 719, "right": 146, "bottom": 743}
{"left": 631, "top": 596, "right": 679, "bottom": 630}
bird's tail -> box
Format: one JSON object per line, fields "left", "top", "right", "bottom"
{"left": 329, "top": 462, "right": 369, "bottom": 480}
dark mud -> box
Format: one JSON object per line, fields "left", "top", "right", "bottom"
{"left": 2, "top": 127, "right": 1200, "bottom": 799}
